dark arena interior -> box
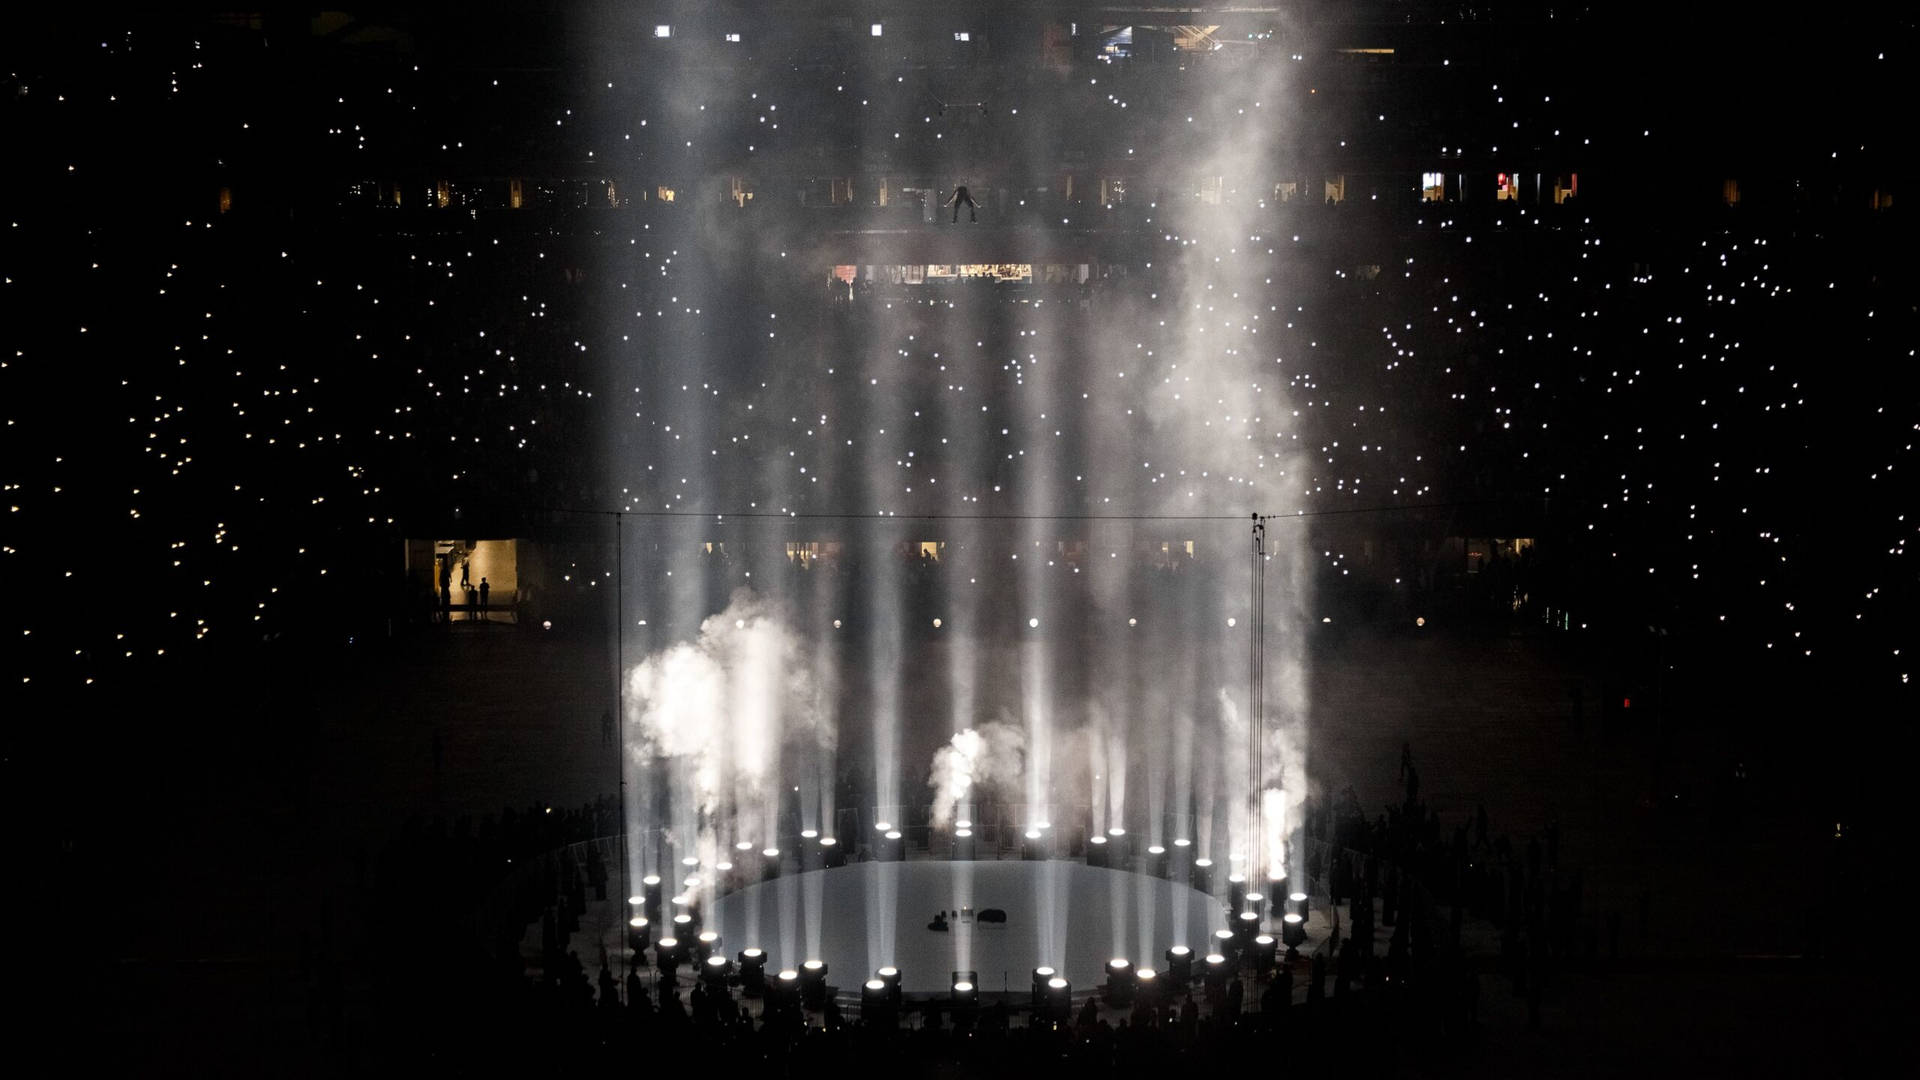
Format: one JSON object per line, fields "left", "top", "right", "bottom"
{"left": 2, "top": 3, "right": 1913, "bottom": 1075}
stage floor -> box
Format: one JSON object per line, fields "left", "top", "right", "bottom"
{"left": 703, "top": 860, "right": 1231, "bottom": 994}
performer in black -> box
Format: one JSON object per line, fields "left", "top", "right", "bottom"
{"left": 946, "top": 184, "right": 977, "bottom": 223}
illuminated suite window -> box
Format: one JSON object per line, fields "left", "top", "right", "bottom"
{"left": 1422, "top": 172, "right": 1445, "bottom": 201}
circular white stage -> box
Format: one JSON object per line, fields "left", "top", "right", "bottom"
{"left": 707, "top": 860, "right": 1227, "bottom": 994}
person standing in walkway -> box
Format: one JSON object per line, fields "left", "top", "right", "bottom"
{"left": 478, "top": 577, "right": 490, "bottom": 621}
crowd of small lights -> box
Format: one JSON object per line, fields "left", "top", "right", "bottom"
{"left": 2, "top": 19, "right": 1911, "bottom": 703}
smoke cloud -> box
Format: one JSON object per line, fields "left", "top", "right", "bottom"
{"left": 927, "top": 718, "right": 1028, "bottom": 828}
{"left": 624, "top": 590, "right": 834, "bottom": 835}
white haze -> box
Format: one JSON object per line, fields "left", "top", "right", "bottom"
{"left": 928, "top": 718, "right": 1028, "bottom": 828}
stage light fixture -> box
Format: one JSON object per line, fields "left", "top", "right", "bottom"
{"left": 1031, "top": 966, "right": 1057, "bottom": 1009}
{"left": 1252, "top": 933, "right": 1278, "bottom": 976}
{"left": 738, "top": 947, "right": 767, "bottom": 995}
{"left": 1203, "top": 952, "right": 1230, "bottom": 993}
{"left": 1147, "top": 844, "right": 1170, "bottom": 878}
{"left": 862, "top": 978, "right": 895, "bottom": 1025}
{"left": 656, "top": 936, "right": 684, "bottom": 976}
{"left": 1282, "top": 910, "right": 1307, "bottom": 949}
{"left": 1086, "top": 832, "right": 1108, "bottom": 867}
{"left": 1289, "top": 890, "right": 1310, "bottom": 922}
{"left": 799, "top": 959, "right": 829, "bottom": 1009}
{"left": 951, "top": 970, "right": 979, "bottom": 1004}
{"left": 1023, "top": 827, "right": 1048, "bottom": 861}
{"left": 1235, "top": 908, "right": 1262, "bottom": 943}
{"left": 1105, "top": 958, "right": 1135, "bottom": 1005}
{"left": 702, "top": 953, "right": 731, "bottom": 987}
{"left": 1191, "top": 857, "right": 1214, "bottom": 892}
{"left": 1165, "top": 945, "right": 1193, "bottom": 983}
{"left": 1045, "top": 975, "right": 1072, "bottom": 1019}
{"left": 694, "top": 930, "right": 720, "bottom": 962}
{"left": 1136, "top": 966, "right": 1159, "bottom": 1004}
{"left": 1227, "top": 872, "right": 1249, "bottom": 912}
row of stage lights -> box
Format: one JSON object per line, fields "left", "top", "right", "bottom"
{"left": 634, "top": 820, "right": 1296, "bottom": 888}
{"left": 622, "top": 836, "right": 1311, "bottom": 1012}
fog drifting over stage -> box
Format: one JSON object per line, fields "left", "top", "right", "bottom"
{"left": 606, "top": 16, "right": 1315, "bottom": 975}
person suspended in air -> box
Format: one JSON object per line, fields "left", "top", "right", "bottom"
{"left": 946, "top": 184, "right": 977, "bottom": 223}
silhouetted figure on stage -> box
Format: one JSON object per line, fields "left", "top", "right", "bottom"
{"left": 946, "top": 184, "right": 977, "bottom": 223}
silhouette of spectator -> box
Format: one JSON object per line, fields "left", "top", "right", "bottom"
{"left": 946, "top": 184, "right": 977, "bottom": 223}
{"left": 478, "top": 577, "right": 490, "bottom": 620}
